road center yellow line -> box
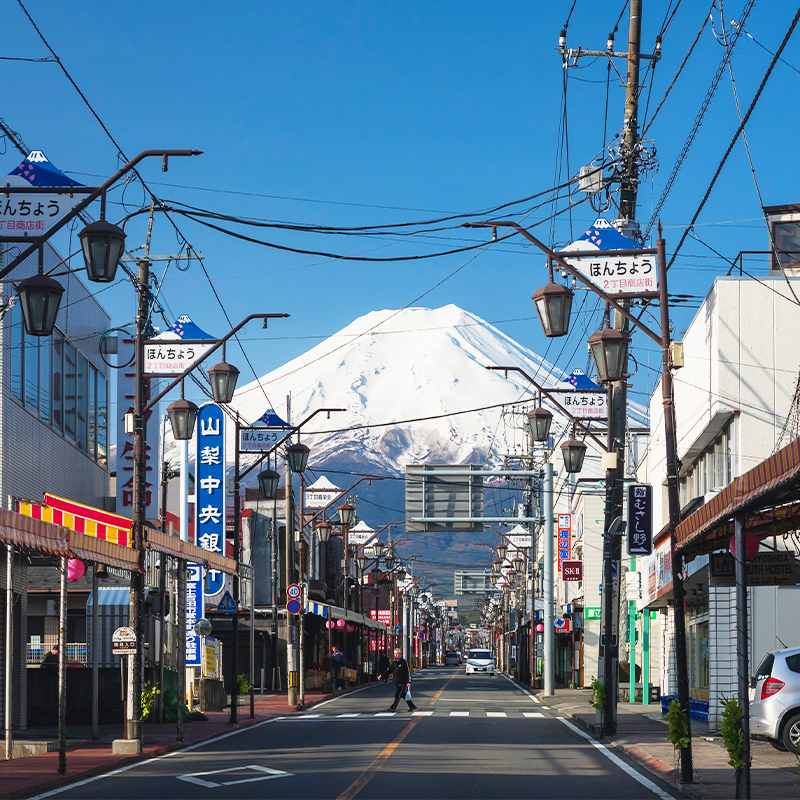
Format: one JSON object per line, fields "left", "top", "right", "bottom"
{"left": 336, "top": 716, "right": 422, "bottom": 800}
{"left": 430, "top": 672, "right": 457, "bottom": 706}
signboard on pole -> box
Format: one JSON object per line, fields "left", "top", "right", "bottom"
{"left": 551, "top": 391, "right": 608, "bottom": 419}
{"left": 304, "top": 476, "right": 341, "bottom": 510}
{"left": 144, "top": 316, "right": 216, "bottom": 376}
{"left": 116, "top": 335, "right": 160, "bottom": 522}
{"left": 239, "top": 427, "right": 290, "bottom": 452}
{"left": 348, "top": 520, "right": 376, "bottom": 546}
{"left": 112, "top": 626, "right": 137, "bottom": 656}
{"left": 561, "top": 560, "right": 583, "bottom": 581}
{"left": 186, "top": 563, "right": 203, "bottom": 667}
{"left": 506, "top": 524, "right": 532, "bottom": 549}
{"left": 627, "top": 484, "right": 653, "bottom": 555}
{"left": 557, "top": 513, "right": 572, "bottom": 571}
{"left": 196, "top": 404, "right": 226, "bottom": 596}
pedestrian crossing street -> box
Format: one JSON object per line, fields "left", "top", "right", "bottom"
{"left": 284, "top": 709, "right": 549, "bottom": 721}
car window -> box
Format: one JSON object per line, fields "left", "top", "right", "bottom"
{"left": 754, "top": 653, "right": 774, "bottom": 680}
{"left": 468, "top": 650, "right": 491, "bottom": 659}
{"left": 785, "top": 654, "right": 800, "bottom": 674}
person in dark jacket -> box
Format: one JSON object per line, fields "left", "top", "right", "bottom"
{"left": 331, "top": 646, "right": 347, "bottom": 690}
{"left": 40, "top": 644, "right": 59, "bottom": 668}
{"left": 380, "top": 648, "right": 417, "bottom": 711}
{"left": 377, "top": 651, "right": 390, "bottom": 678}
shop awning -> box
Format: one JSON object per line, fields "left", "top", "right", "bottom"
{"left": 306, "top": 600, "right": 329, "bottom": 618}
{"left": 676, "top": 436, "right": 800, "bottom": 558}
{"left": 0, "top": 508, "right": 68, "bottom": 556}
{"left": 146, "top": 527, "right": 237, "bottom": 576}
{"left": 69, "top": 529, "right": 140, "bottom": 571}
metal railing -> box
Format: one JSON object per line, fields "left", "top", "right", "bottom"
{"left": 26, "top": 643, "right": 88, "bottom": 665}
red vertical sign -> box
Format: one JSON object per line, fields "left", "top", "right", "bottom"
{"left": 557, "top": 513, "right": 571, "bottom": 572}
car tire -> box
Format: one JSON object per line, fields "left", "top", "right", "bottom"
{"left": 782, "top": 713, "right": 800, "bottom": 754}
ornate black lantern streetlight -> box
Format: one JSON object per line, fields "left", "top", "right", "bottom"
{"left": 495, "top": 543, "right": 507, "bottom": 561}
{"left": 527, "top": 406, "right": 553, "bottom": 442}
{"left": 166, "top": 394, "right": 199, "bottom": 441}
{"left": 531, "top": 280, "right": 574, "bottom": 337}
{"left": 338, "top": 503, "right": 355, "bottom": 526}
{"left": 79, "top": 219, "right": 126, "bottom": 283}
{"left": 257, "top": 466, "right": 281, "bottom": 500}
{"left": 286, "top": 442, "right": 310, "bottom": 474}
{"left": 588, "top": 326, "right": 629, "bottom": 383}
{"left": 315, "top": 520, "right": 332, "bottom": 543}
{"left": 561, "top": 436, "right": 588, "bottom": 474}
{"left": 16, "top": 272, "right": 64, "bottom": 337}
{"left": 206, "top": 360, "right": 240, "bottom": 404}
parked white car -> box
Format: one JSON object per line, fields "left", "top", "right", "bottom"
{"left": 465, "top": 649, "right": 495, "bottom": 675}
{"left": 750, "top": 647, "right": 800, "bottom": 752}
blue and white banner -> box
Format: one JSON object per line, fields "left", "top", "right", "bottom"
{"left": 195, "top": 404, "right": 226, "bottom": 597}
{"left": 186, "top": 563, "right": 203, "bottom": 667}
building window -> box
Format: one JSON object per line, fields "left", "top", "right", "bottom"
{"left": 63, "top": 342, "right": 77, "bottom": 440}
{"left": 10, "top": 301, "right": 22, "bottom": 400}
{"left": 9, "top": 310, "right": 108, "bottom": 466}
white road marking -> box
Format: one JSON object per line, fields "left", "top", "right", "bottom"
{"left": 298, "top": 714, "right": 323, "bottom": 718}
{"left": 374, "top": 712, "right": 396, "bottom": 717}
{"left": 449, "top": 711, "right": 470, "bottom": 717}
{"left": 557, "top": 718, "right": 673, "bottom": 800}
{"left": 412, "top": 711, "right": 433, "bottom": 716}
{"left": 178, "top": 765, "right": 291, "bottom": 788}
{"left": 524, "top": 712, "right": 545, "bottom": 718}
{"left": 436, "top": 698, "right": 532, "bottom": 702}
{"left": 486, "top": 712, "right": 507, "bottom": 718}
{"left": 336, "top": 713, "right": 361, "bottom": 718}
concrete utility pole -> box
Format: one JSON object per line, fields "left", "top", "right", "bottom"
{"left": 543, "top": 462, "right": 554, "bottom": 696}
{"left": 601, "top": 0, "right": 640, "bottom": 738}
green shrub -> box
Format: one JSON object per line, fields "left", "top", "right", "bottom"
{"left": 142, "top": 682, "right": 160, "bottom": 722}
{"left": 237, "top": 673, "right": 253, "bottom": 694}
{"left": 590, "top": 676, "right": 606, "bottom": 713}
{"left": 666, "top": 699, "right": 690, "bottom": 750}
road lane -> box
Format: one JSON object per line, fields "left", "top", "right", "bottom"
{"left": 40, "top": 668, "right": 679, "bottom": 800}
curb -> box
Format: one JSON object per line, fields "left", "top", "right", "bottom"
{"left": 2, "top": 714, "right": 267, "bottom": 800}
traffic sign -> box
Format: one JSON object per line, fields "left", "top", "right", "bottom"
{"left": 287, "top": 598, "right": 302, "bottom": 614}
{"left": 216, "top": 590, "right": 239, "bottom": 615}
{"left": 286, "top": 584, "right": 301, "bottom": 600}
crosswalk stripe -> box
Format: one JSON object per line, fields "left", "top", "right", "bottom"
{"left": 337, "top": 713, "right": 361, "bottom": 718}
{"left": 486, "top": 712, "right": 507, "bottom": 718}
{"left": 412, "top": 711, "right": 433, "bottom": 716}
{"left": 374, "top": 712, "right": 396, "bottom": 717}
{"left": 524, "top": 712, "right": 545, "bottom": 718}
{"left": 449, "top": 711, "right": 469, "bottom": 717}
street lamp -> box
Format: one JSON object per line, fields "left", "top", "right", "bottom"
{"left": 338, "top": 502, "right": 355, "bottom": 526}
{"left": 16, "top": 272, "right": 65, "bottom": 337}
{"left": 588, "top": 326, "right": 629, "bottom": 383}
{"left": 495, "top": 543, "right": 507, "bottom": 561}
{"left": 561, "top": 436, "right": 587, "bottom": 474}
{"left": 491, "top": 559, "right": 502, "bottom": 574}
{"left": 257, "top": 467, "right": 281, "bottom": 500}
{"left": 384, "top": 554, "right": 394, "bottom": 570}
{"left": 356, "top": 553, "right": 369, "bottom": 572}
{"left": 315, "top": 520, "right": 332, "bottom": 543}
{"left": 166, "top": 395, "right": 199, "bottom": 441}
{"left": 527, "top": 406, "right": 553, "bottom": 442}
{"left": 206, "top": 360, "right": 240, "bottom": 404}
{"left": 512, "top": 554, "right": 524, "bottom": 572}
{"left": 286, "top": 442, "right": 310, "bottom": 474}
{"left": 372, "top": 540, "right": 385, "bottom": 558}
{"left": 531, "top": 279, "right": 573, "bottom": 337}
{"left": 79, "top": 219, "right": 126, "bottom": 283}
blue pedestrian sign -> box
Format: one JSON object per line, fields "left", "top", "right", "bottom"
{"left": 216, "top": 590, "right": 238, "bottom": 615}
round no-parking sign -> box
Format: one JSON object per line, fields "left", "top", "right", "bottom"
{"left": 287, "top": 598, "right": 302, "bottom": 614}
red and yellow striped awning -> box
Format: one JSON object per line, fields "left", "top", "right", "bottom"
{"left": 17, "top": 494, "right": 133, "bottom": 548}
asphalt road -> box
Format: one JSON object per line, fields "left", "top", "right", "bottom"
{"left": 38, "top": 668, "right": 681, "bottom": 800}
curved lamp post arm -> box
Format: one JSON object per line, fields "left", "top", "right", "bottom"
{"left": 464, "top": 220, "right": 662, "bottom": 345}
{"left": 0, "top": 149, "right": 202, "bottom": 281}
{"left": 486, "top": 365, "right": 607, "bottom": 452}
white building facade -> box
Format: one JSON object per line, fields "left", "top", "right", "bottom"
{"left": 641, "top": 274, "right": 800, "bottom": 728}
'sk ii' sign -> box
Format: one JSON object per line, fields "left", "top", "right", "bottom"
{"left": 627, "top": 484, "right": 653, "bottom": 556}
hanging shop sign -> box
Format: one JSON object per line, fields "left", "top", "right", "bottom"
{"left": 627, "top": 484, "right": 653, "bottom": 556}
{"left": 186, "top": 563, "right": 204, "bottom": 667}
{"left": 710, "top": 551, "right": 797, "bottom": 587}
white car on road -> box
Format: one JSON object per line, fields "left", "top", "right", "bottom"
{"left": 465, "top": 649, "right": 495, "bottom": 675}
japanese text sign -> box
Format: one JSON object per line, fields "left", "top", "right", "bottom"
{"left": 552, "top": 391, "right": 608, "bottom": 419}
{"left": 195, "top": 404, "right": 226, "bottom": 596}
{"left": 627, "top": 484, "right": 653, "bottom": 556}
{"left": 0, "top": 192, "right": 84, "bottom": 234}
{"left": 143, "top": 341, "right": 213, "bottom": 375}
{"left": 239, "top": 426, "right": 290, "bottom": 452}
{"left": 185, "top": 563, "right": 203, "bottom": 667}
{"left": 564, "top": 254, "right": 657, "bottom": 295}
{"left": 557, "top": 513, "right": 571, "bottom": 571}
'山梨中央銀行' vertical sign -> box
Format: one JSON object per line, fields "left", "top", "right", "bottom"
{"left": 627, "top": 484, "right": 653, "bottom": 556}
{"left": 195, "top": 404, "right": 226, "bottom": 596}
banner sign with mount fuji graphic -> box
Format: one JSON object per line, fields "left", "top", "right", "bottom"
{"left": 551, "top": 369, "right": 608, "bottom": 419}
{"left": 144, "top": 315, "right": 216, "bottom": 375}
{"left": 1, "top": 151, "right": 89, "bottom": 235}
{"left": 559, "top": 219, "right": 657, "bottom": 295}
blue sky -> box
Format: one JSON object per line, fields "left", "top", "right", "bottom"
{"left": 4, "top": 0, "right": 800, "bottom": 414}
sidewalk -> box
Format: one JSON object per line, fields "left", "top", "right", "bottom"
{"left": 0, "top": 683, "right": 377, "bottom": 800}
{"left": 539, "top": 687, "right": 800, "bottom": 799}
